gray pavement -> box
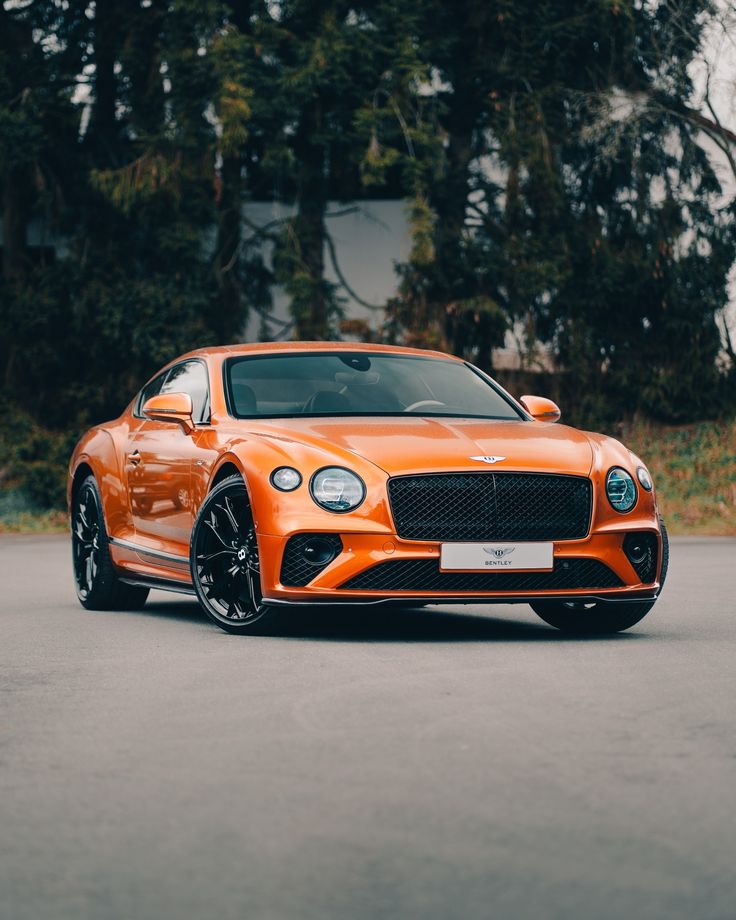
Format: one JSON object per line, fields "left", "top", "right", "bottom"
{"left": 1, "top": 535, "right": 735, "bottom": 920}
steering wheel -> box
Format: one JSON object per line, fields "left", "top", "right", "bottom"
{"left": 404, "top": 399, "right": 446, "bottom": 413}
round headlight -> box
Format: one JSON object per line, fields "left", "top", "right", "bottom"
{"left": 310, "top": 467, "right": 365, "bottom": 512}
{"left": 270, "top": 467, "right": 302, "bottom": 492}
{"left": 606, "top": 467, "right": 637, "bottom": 513}
{"left": 636, "top": 466, "right": 653, "bottom": 491}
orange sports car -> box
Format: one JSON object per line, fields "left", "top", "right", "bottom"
{"left": 68, "top": 343, "right": 668, "bottom": 634}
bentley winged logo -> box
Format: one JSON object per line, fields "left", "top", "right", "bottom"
{"left": 470, "top": 455, "right": 506, "bottom": 464}
{"left": 484, "top": 546, "right": 515, "bottom": 559}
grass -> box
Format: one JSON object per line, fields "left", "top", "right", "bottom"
{"left": 618, "top": 418, "right": 736, "bottom": 536}
{"left": 1, "top": 418, "right": 734, "bottom": 536}
{"left": 0, "top": 490, "right": 68, "bottom": 535}
{"left": 0, "top": 509, "right": 68, "bottom": 534}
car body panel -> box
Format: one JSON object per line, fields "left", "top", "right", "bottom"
{"left": 68, "top": 342, "right": 665, "bottom": 607}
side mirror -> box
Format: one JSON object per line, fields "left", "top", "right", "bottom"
{"left": 141, "top": 392, "right": 194, "bottom": 433}
{"left": 520, "top": 395, "right": 561, "bottom": 423}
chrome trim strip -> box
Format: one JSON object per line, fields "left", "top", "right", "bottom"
{"left": 110, "top": 536, "right": 189, "bottom": 566}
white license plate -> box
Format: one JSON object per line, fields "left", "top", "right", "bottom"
{"left": 440, "top": 542, "right": 554, "bottom": 571}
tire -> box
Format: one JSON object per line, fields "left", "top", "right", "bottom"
{"left": 190, "top": 474, "right": 277, "bottom": 635}
{"left": 530, "top": 598, "right": 656, "bottom": 634}
{"left": 71, "top": 475, "right": 150, "bottom": 611}
{"left": 658, "top": 516, "right": 669, "bottom": 594}
{"left": 531, "top": 519, "right": 668, "bottom": 634}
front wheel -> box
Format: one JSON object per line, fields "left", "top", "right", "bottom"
{"left": 190, "top": 474, "right": 277, "bottom": 634}
{"left": 530, "top": 598, "right": 656, "bottom": 634}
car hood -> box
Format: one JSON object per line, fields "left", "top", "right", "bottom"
{"left": 254, "top": 416, "right": 594, "bottom": 477}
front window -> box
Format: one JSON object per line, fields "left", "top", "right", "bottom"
{"left": 225, "top": 352, "right": 522, "bottom": 420}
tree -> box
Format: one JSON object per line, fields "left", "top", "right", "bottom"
{"left": 383, "top": 0, "right": 736, "bottom": 419}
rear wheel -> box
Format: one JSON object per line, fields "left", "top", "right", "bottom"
{"left": 190, "top": 474, "right": 276, "bottom": 634}
{"left": 531, "top": 519, "right": 669, "bottom": 634}
{"left": 72, "top": 475, "right": 150, "bottom": 611}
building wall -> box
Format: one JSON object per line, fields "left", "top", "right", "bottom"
{"left": 243, "top": 200, "right": 411, "bottom": 342}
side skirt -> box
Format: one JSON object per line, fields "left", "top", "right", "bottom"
{"left": 109, "top": 535, "right": 194, "bottom": 596}
{"left": 118, "top": 574, "right": 196, "bottom": 597}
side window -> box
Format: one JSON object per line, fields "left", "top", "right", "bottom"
{"left": 160, "top": 360, "right": 210, "bottom": 424}
{"left": 135, "top": 371, "right": 167, "bottom": 417}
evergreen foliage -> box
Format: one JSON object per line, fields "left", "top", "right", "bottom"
{"left": 0, "top": 0, "right": 734, "bottom": 507}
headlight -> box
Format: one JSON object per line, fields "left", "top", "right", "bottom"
{"left": 636, "top": 466, "right": 653, "bottom": 491}
{"left": 270, "top": 466, "right": 302, "bottom": 492}
{"left": 606, "top": 467, "right": 637, "bottom": 513}
{"left": 310, "top": 467, "right": 365, "bottom": 512}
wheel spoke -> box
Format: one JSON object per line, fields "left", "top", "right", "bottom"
{"left": 222, "top": 497, "right": 241, "bottom": 536}
{"left": 245, "top": 568, "right": 260, "bottom": 612}
{"left": 197, "top": 549, "right": 235, "bottom": 563}
{"left": 205, "top": 511, "right": 231, "bottom": 548}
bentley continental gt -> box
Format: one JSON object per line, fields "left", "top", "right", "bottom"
{"left": 69, "top": 343, "right": 668, "bottom": 634}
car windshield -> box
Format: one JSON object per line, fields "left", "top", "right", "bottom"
{"left": 225, "top": 352, "right": 523, "bottom": 420}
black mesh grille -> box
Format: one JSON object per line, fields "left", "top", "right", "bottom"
{"left": 623, "top": 533, "right": 658, "bottom": 584}
{"left": 341, "top": 558, "right": 623, "bottom": 592}
{"left": 281, "top": 534, "right": 343, "bottom": 587}
{"left": 387, "top": 472, "right": 592, "bottom": 541}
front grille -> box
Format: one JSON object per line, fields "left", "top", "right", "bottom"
{"left": 341, "top": 558, "right": 623, "bottom": 592}
{"left": 280, "top": 534, "right": 343, "bottom": 587}
{"left": 623, "top": 532, "right": 658, "bottom": 584}
{"left": 387, "top": 473, "right": 592, "bottom": 541}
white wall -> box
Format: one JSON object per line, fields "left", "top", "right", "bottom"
{"left": 242, "top": 200, "right": 411, "bottom": 341}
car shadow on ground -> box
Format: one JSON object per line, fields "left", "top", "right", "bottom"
{"left": 137, "top": 598, "right": 645, "bottom": 643}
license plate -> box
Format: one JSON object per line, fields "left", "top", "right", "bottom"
{"left": 440, "top": 542, "right": 554, "bottom": 571}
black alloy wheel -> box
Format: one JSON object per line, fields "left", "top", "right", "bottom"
{"left": 72, "top": 475, "right": 150, "bottom": 610}
{"left": 190, "top": 474, "right": 276, "bottom": 634}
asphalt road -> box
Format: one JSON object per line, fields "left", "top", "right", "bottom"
{"left": 1, "top": 535, "right": 735, "bottom": 920}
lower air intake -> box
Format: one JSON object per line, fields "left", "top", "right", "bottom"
{"left": 281, "top": 534, "right": 343, "bottom": 587}
{"left": 341, "top": 557, "right": 623, "bottom": 592}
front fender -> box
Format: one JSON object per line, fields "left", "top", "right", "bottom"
{"left": 221, "top": 437, "right": 396, "bottom": 538}
{"left": 585, "top": 431, "right": 659, "bottom": 533}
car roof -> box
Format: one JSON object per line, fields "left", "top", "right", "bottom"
{"left": 178, "top": 341, "right": 461, "bottom": 362}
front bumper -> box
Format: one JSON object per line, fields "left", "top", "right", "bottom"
{"left": 257, "top": 528, "right": 663, "bottom": 606}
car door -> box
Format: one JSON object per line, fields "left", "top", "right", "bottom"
{"left": 126, "top": 360, "right": 211, "bottom": 550}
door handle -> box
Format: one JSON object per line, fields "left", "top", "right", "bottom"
{"left": 129, "top": 450, "right": 142, "bottom": 466}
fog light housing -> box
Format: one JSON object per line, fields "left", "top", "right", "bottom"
{"left": 302, "top": 537, "right": 339, "bottom": 567}
{"left": 623, "top": 532, "right": 658, "bottom": 583}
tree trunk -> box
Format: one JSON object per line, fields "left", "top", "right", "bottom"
{"left": 291, "top": 101, "right": 328, "bottom": 340}
{"left": 2, "top": 171, "right": 28, "bottom": 283}
{"left": 215, "top": 154, "right": 243, "bottom": 341}
{"left": 87, "top": 0, "right": 122, "bottom": 164}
